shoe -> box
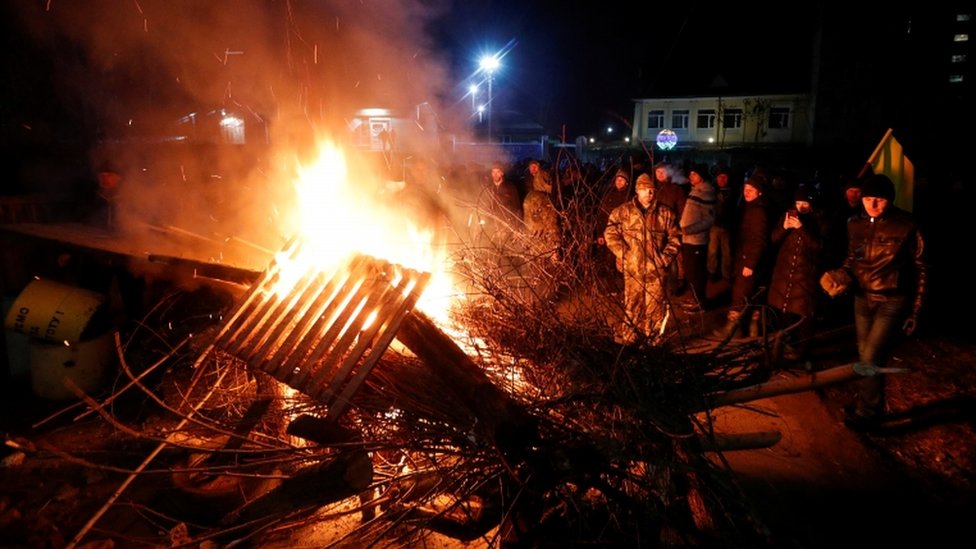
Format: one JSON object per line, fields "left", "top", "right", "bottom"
{"left": 710, "top": 319, "right": 738, "bottom": 340}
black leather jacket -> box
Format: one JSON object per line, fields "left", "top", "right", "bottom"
{"left": 842, "top": 206, "right": 927, "bottom": 316}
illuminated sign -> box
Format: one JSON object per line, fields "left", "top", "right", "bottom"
{"left": 656, "top": 129, "right": 677, "bottom": 150}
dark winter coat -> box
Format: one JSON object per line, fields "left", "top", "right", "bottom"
{"left": 767, "top": 209, "right": 830, "bottom": 317}
{"left": 730, "top": 195, "right": 771, "bottom": 308}
{"left": 841, "top": 206, "right": 927, "bottom": 318}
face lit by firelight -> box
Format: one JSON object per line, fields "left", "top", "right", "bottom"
{"left": 636, "top": 186, "right": 655, "bottom": 207}
{"left": 743, "top": 183, "right": 761, "bottom": 202}
{"left": 862, "top": 196, "right": 889, "bottom": 217}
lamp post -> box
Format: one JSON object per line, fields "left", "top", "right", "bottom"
{"left": 479, "top": 54, "right": 500, "bottom": 143}
{"left": 468, "top": 84, "right": 478, "bottom": 114}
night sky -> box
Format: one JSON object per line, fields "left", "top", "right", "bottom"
{"left": 432, "top": 1, "right": 818, "bottom": 137}
{"left": 0, "top": 1, "right": 817, "bottom": 144}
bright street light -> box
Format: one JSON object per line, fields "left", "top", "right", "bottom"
{"left": 479, "top": 54, "right": 501, "bottom": 143}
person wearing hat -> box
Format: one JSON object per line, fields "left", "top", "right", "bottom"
{"left": 766, "top": 184, "right": 830, "bottom": 364}
{"left": 653, "top": 161, "right": 689, "bottom": 295}
{"left": 525, "top": 159, "right": 553, "bottom": 194}
{"left": 715, "top": 175, "right": 772, "bottom": 340}
{"left": 522, "top": 160, "right": 562, "bottom": 262}
{"left": 708, "top": 167, "right": 737, "bottom": 284}
{"left": 604, "top": 172, "right": 681, "bottom": 345}
{"left": 678, "top": 163, "right": 717, "bottom": 312}
{"left": 594, "top": 168, "right": 635, "bottom": 292}
{"left": 822, "top": 173, "right": 928, "bottom": 429}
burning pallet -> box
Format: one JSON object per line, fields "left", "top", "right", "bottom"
{"left": 208, "top": 237, "right": 431, "bottom": 422}
{"left": 201, "top": 234, "right": 536, "bottom": 460}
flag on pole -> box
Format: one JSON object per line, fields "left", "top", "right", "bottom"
{"left": 859, "top": 128, "right": 914, "bottom": 212}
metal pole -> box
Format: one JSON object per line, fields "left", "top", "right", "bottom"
{"left": 487, "top": 74, "right": 493, "bottom": 143}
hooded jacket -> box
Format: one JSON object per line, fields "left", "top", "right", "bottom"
{"left": 680, "top": 180, "right": 716, "bottom": 246}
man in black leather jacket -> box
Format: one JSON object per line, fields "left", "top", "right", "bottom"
{"left": 835, "top": 173, "right": 927, "bottom": 428}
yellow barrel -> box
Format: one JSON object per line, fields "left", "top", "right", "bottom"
{"left": 29, "top": 331, "right": 117, "bottom": 400}
{"left": 4, "top": 279, "right": 107, "bottom": 343}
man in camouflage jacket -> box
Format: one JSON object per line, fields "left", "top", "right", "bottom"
{"left": 604, "top": 173, "right": 682, "bottom": 344}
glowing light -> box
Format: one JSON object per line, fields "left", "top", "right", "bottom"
{"left": 220, "top": 114, "right": 243, "bottom": 128}
{"left": 656, "top": 129, "right": 678, "bottom": 151}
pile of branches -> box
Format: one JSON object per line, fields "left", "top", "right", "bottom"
{"left": 38, "top": 157, "right": 784, "bottom": 548}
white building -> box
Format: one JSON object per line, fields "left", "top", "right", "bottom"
{"left": 631, "top": 93, "right": 813, "bottom": 151}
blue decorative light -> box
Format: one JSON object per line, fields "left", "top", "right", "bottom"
{"left": 656, "top": 129, "right": 678, "bottom": 150}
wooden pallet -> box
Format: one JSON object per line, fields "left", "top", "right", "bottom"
{"left": 211, "top": 237, "right": 430, "bottom": 422}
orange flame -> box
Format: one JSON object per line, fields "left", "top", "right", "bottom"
{"left": 274, "top": 140, "right": 459, "bottom": 322}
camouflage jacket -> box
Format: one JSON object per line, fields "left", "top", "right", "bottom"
{"left": 604, "top": 198, "right": 681, "bottom": 279}
{"left": 523, "top": 189, "right": 562, "bottom": 250}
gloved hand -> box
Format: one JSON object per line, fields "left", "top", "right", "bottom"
{"left": 902, "top": 315, "right": 917, "bottom": 336}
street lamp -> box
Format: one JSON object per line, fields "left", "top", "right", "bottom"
{"left": 479, "top": 54, "right": 500, "bottom": 143}
{"left": 468, "top": 84, "right": 478, "bottom": 114}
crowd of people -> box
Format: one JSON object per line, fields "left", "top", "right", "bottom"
{"left": 464, "top": 155, "right": 927, "bottom": 431}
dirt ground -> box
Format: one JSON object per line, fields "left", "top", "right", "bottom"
{"left": 1, "top": 281, "right": 974, "bottom": 548}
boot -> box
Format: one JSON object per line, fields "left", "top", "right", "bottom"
{"left": 748, "top": 311, "right": 762, "bottom": 338}
{"left": 711, "top": 311, "right": 740, "bottom": 340}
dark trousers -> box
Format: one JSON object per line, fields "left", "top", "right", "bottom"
{"left": 852, "top": 294, "right": 907, "bottom": 417}
{"left": 682, "top": 243, "right": 708, "bottom": 306}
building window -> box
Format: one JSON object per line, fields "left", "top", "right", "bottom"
{"left": 768, "top": 107, "right": 790, "bottom": 129}
{"left": 647, "top": 110, "right": 665, "bottom": 130}
{"left": 950, "top": 74, "right": 965, "bottom": 83}
{"left": 723, "top": 108, "right": 743, "bottom": 129}
{"left": 957, "top": 13, "right": 971, "bottom": 22}
{"left": 671, "top": 110, "right": 689, "bottom": 130}
{"left": 954, "top": 34, "right": 969, "bottom": 42}
{"left": 697, "top": 109, "right": 716, "bottom": 129}
{"left": 951, "top": 54, "right": 967, "bottom": 63}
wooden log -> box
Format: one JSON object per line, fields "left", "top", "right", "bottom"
{"left": 395, "top": 310, "right": 539, "bottom": 462}
{"left": 223, "top": 448, "right": 373, "bottom": 527}
{"left": 703, "top": 362, "right": 907, "bottom": 409}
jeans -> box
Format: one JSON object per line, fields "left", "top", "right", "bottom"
{"left": 852, "top": 294, "right": 907, "bottom": 416}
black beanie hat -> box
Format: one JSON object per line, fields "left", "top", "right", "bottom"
{"left": 744, "top": 175, "right": 766, "bottom": 193}
{"left": 861, "top": 174, "right": 896, "bottom": 201}
{"left": 615, "top": 169, "right": 630, "bottom": 183}
{"left": 691, "top": 163, "right": 711, "bottom": 181}
{"left": 794, "top": 184, "right": 817, "bottom": 204}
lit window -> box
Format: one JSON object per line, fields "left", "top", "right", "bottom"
{"left": 768, "top": 107, "right": 791, "bottom": 129}
{"left": 954, "top": 34, "right": 969, "bottom": 42}
{"left": 950, "top": 74, "right": 965, "bottom": 83}
{"left": 647, "top": 110, "right": 665, "bottom": 130}
{"left": 957, "top": 14, "right": 971, "bottom": 22}
{"left": 723, "top": 109, "right": 743, "bottom": 129}
{"left": 671, "top": 110, "right": 689, "bottom": 130}
{"left": 697, "top": 109, "right": 716, "bottom": 129}
{"left": 951, "top": 54, "right": 967, "bottom": 63}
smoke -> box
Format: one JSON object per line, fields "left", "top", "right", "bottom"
{"left": 8, "top": 0, "right": 467, "bottom": 263}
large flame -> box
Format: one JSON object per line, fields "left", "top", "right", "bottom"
{"left": 273, "top": 140, "right": 458, "bottom": 322}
